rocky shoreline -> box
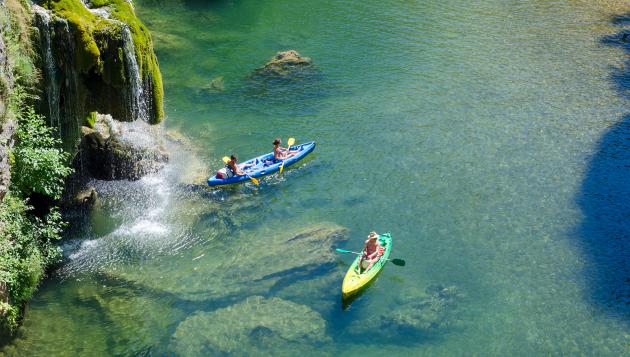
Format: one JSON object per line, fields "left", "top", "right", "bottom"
{"left": 0, "top": 0, "right": 165, "bottom": 335}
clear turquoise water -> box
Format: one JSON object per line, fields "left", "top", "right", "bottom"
{"left": 3, "top": 0, "right": 630, "bottom": 355}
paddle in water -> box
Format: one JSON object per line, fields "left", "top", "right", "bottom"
{"left": 335, "top": 248, "right": 406, "bottom": 266}
{"left": 222, "top": 156, "right": 260, "bottom": 186}
{"left": 279, "top": 137, "right": 295, "bottom": 174}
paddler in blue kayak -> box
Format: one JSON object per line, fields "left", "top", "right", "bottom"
{"left": 273, "top": 138, "right": 298, "bottom": 160}
{"left": 357, "top": 231, "right": 385, "bottom": 273}
{"left": 226, "top": 154, "right": 252, "bottom": 176}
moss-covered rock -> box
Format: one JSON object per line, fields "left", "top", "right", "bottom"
{"left": 254, "top": 50, "right": 313, "bottom": 77}
{"left": 79, "top": 113, "right": 168, "bottom": 180}
{"left": 171, "top": 296, "right": 331, "bottom": 356}
{"left": 33, "top": 0, "right": 164, "bottom": 153}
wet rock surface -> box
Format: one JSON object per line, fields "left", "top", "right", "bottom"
{"left": 0, "top": 33, "right": 14, "bottom": 203}
{"left": 254, "top": 50, "right": 313, "bottom": 77}
{"left": 80, "top": 114, "right": 168, "bottom": 180}
{"left": 32, "top": 1, "right": 164, "bottom": 155}
{"left": 171, "top": 296, "right": 331, "bottom": 356}
{"left": 62, "top": 186, "right": 98, "bottom": 209}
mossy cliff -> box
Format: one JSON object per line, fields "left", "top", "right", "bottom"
{"left": 0, "top": 0, "right": 165, "bottom": 336}
{"left": 33, "top": 0, "right": 164, "bottom": 152}
{"left": 0, "top": 0, "right": 72, "bottom": 336}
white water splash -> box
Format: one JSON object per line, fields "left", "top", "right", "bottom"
{"left": 56, "top": 137, "right": 213, "bottom": 278}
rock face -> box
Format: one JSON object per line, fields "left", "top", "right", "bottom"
{"left": 62, "top": 186, "right": 98, "bottom": 209}
{"left": 32, "top": 1, "right": 164, "bottom": 154}
{"left": 254, "top": 50, "right": 313, "bottom": 77}
{"left": 171, "top": 296, "right": 331, "bottom": 356}
{"left": 0, "top": 32, "right": 14, "bottom": 203}
{"left": 79, "top": 114, "right": 168, "bottom": 180}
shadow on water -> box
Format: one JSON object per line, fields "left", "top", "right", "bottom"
{"left": 578, "top": 14, "right": 630, "bottom": 322}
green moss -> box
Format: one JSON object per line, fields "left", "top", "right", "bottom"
{"left": 107, "top": 0, "right": 164, "bottom": 123}
{"left": 149, "top": 53, "right": 164, "bottom": 123}
{"left": 84, "top": 111, "right": 96, "bottom": 128}
{"left": 43, "top": 0, "right": 105, "bottom": 73}
{"left": 44, "top": 0, "right": 164, "bottom": 123}
{"left": 88, "top": 0, "right": 110, "bottom": 7}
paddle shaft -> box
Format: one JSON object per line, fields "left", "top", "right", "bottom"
{"left": 335, "top": 248, "right": 405, "bottom": 266}
{"left": 280, "top": 138, "right": 295, "bottom": 174}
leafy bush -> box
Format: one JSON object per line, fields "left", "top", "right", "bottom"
{"left": 0, "top": 194, "right": 64, "bottom": 333}
{"left": 0, "top": 105, "right": 71, "bottom": 335}
{"left": 10, "top": 108, "right": 73, "bottom": 200}
{"left": 0, "top": 0, "right": 72, "bottom": 335}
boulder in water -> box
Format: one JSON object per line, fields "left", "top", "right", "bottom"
{"left": 62, "top": 186, "right": 98, "bottom": 209}
{"left": 254, "top": 50, "right": 313, "bottom": 77}
{"left": 80, "top": 113, "right": 168, "bottom": 180}
{"left": 171, "top": 296, "right": 331, "bottom": 356}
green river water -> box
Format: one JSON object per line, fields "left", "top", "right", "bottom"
{"left": 3, "top": 0, "right": 630, "bottom": 355}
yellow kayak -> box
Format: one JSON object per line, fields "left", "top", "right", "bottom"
{"left": 341, "top": 233, "right": 392, "bottom": 302}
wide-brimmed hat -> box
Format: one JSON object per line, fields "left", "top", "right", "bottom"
{"left": 368, "top": 231, "right": 378, "bottom": 239}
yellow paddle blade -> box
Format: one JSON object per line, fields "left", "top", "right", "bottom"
{"left": 279, "top": 161, "right": 285, "bottom": 174}
{"left": 287, "top": 137, "right": 295, "bottom": 147}
{"left": 250, "top": 176, "right": 260, "bottom": 185}
{"left": 222, "top": 156, "right": 230, "bottom": 163}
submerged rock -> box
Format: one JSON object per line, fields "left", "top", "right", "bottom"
{"left": 347, "top": 285, "right": 464, "bottom": 339}
{"left": 80, "top": 113, "right": 168, "bottom": 180}
{"left": 171, "top": 296, "right": 331, "bottom": 356}
{"left": 254, "top": 50, "right": 313, "bottom": 77}
{"left": 90, "top": 282, "right": 185, "bottom": 356}
{"left": 108, "top": 222, "right": 349, "bottom": 302}
{"left": 201, "top": 76, "right": 225, "bottom": 92}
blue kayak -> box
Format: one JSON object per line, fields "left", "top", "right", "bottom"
{"left": 207, "top": 141, "right": 316, "bottom": 186}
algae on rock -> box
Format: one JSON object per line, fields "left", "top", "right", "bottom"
{"left": 33, "top": 0, "right": 164, "bottom": 153}
{"left": 171, "top": 296, "right": 331, "bottom": 356}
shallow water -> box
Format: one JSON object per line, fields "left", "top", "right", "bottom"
{"left": 3, "top": 0, "right": 630, "bottom": 355}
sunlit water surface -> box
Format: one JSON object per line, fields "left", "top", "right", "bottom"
{"left": 3, "top": 0, "right": 630, "bottom": 355}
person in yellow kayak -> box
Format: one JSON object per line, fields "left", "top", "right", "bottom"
{"left": 357, "top": 231, "right": 385, "bottom": 273}
{"left": 273, "top": 138, "right": 298, "bottom": 160}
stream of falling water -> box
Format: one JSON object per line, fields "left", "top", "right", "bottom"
{"left": 122, "top": 26, "right": 149, "bottom": 122}
{"left": 33, "top": 6, "right": 60, "bottom": 132}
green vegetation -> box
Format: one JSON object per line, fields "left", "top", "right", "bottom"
{"left": 0, "top": 194, "right": 65, "bottom": 333}
{"left": 0, "top": 0, "right": 72, "bottom": 335}
{"left": 43, "top": 0, "right": 164, "bottom": 123}
{"left": 84, "top": 110, "right": 96, "bottom": 128}
{"left": 11, "top": 108, "right": 73, "bottom": 200}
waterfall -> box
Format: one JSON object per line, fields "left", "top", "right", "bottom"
{"left": 121, "top": 26, "right": 149, "bottom": 122}
{"left": 33, "top": 6, "right": 60, "bottom": 133}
